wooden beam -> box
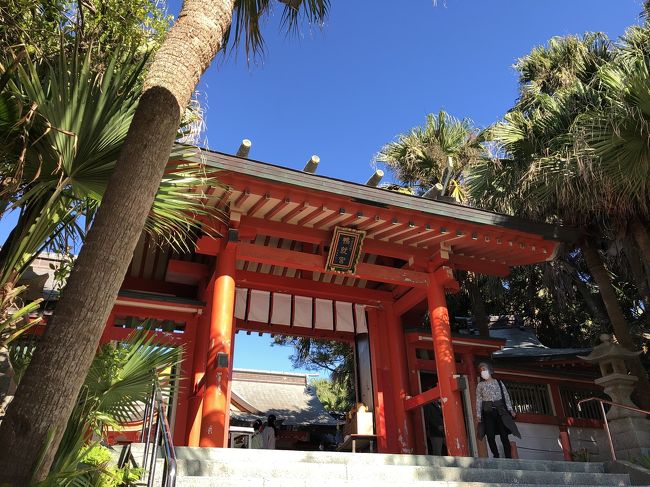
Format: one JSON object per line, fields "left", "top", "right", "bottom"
{"left": 315, "top": 208, "right": 346, "bottom": 230}
{"left": 167, "top": 259, "right": 208, "bottom": 284}
{"left": 366, "top": 219, "right": 399, "bottom": 238}
{"left": 281, "top": 201, "right": 310, "bottom": 223}
{"left": 246, "top": 192, "right": 271, "bottom": 217}
{"left": 236, "top": 319, "right": 355, "bottom": 342}
{"left": 393, "top": 288, "right": 427, "bottom": 316}
{"left": 387, "top": 224, "right": 425, "bottom": 243}
{"left": 402, "top": 228, "right": 442, "bottom": 246}
{"left": 238, "top": 216, "right": 432, "bottom": 261}
{"left": 451, "top": 255, "right": 510, "bottom": 277}
{"left": 296, "top": 206, "right": 324, "bottom": 226}
{"left": 233, "top": 189, "right": 251, "bottom": 208}
{"left": 236, "top": 242, "right": 430, "bottom": 288}
{"left": 264, "top": 197, "right": 291, "bottom": 220}
{"left": 336, "top": 211, "right": 364, "bottom": 227}
{"left": 356, "top": 215, "right": 382, "bottom": 231}
{"left": 121, "top": 277, "right": 197, "bottom": 299}
{"left": 236, "top": 270, "right": 391, "bottom": 304}
{"left": 404, "top": 387, "right": 440, "bottom": 412}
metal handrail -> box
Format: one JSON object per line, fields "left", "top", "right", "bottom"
{"left": 577, "top": 396, "right": 650, "bottom": 461}
{"left": 141, "top": 381, "right": 177, "bottom": 487}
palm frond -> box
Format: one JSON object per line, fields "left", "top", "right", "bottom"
{"left": 222, "top": 0, "right": 330, "bottom": 59}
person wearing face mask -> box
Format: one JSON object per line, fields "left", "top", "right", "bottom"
{"left": 475, "top": 362, "right": 521, "bottom": 458}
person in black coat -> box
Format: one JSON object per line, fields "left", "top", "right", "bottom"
{"left": 476, "top": 361, "right": 521, "bottom": 458}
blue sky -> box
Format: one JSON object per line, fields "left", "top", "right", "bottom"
{"left": 2, "top": 1, "right": 644, "bottom": 376}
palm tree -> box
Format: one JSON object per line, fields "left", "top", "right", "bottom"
{"left": 0, "top": 1, "right": 330, "bottom": 483}
{"left": 468, "top": 31, "right": 650, "bottom": 409}
{"left": 0, "top": 48, "right": 220, "bottom": 429}
{"left": 377, "top": 111, "right": 494, "bottom": 336}
{"left": 0, "top": 50, "right": 219, "bottom": 289}
{"left": 575, "top": 25, "right": 650, "bottom": 271}
{"left": 377, "top": 110, "right": 482, "bottom": 202}
{"left": 34, "top": 331, "right": 179, "bottom": 485}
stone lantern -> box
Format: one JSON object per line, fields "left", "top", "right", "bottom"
{"left": 580, "top": 334, "right": 650, "bottom": 460}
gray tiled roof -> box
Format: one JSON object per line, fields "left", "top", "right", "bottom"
{"left": 491, "top": 327, "right": 591, "bottom": 359}
{"left": 230, "top": 371, "right": 339, "bottom": 427}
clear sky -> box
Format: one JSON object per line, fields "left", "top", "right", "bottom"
{"left": 2, "top": 1, "right": 644, "bottom": 376}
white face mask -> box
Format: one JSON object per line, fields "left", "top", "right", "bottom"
{"left": 480, "top": 370, "right": 491, "bottom": 380}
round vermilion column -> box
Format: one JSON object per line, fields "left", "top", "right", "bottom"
{"left": 385, "top": 305, "right": 415, "bottom": 453}
{"left": 426, "top": 278, "right": 469, "bottom": 456}
{"left": 199, "top": 244, "right": 237, "bottom": 447}
{"left": 186, "top": 281, "right": 213, "bottom": 446}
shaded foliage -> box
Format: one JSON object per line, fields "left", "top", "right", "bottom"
{"left": 273, "top": 336, "right": 354, "bottom": 409}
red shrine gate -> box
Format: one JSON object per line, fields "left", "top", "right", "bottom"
{"left": 99, "top": 148, "right": 576, "bottom": 456}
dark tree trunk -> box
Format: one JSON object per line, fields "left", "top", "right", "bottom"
{"left": 0, "top": 346, "right": 17, "bottom": 418}
{"left": 622, "top": 236, "right": 650, "bottom": 305}
{"left": 466, "top": 271, "right": 490, "bottom": 338}
{"left": 630, "top": 216, "right": 650, "bottom": 288}
{"left": 0, "top": 0, "right": 235, "bottom": 483}
{"left": 568, "top": 267, "right": 610, "bottom": 331}
{"left": 582, "top": 240, "right": 650, "bottom": 411}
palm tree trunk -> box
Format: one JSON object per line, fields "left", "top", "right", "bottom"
{"left": 570, "top": 269, "right": 610, "bottom": 330}
{"left": 630, "top": 216, "right": 650, "bottom": 285}
{"left": 622, "top": 236, "right": 650, "bottom": 305}
{"left": 581, "top": 240, "right": 650, "bottom": 410}
{"left": 0, "top": 1, "right": 235, "bottom": 483}
{"left": 0, "top": 346, "right": 17, "bottom": 418}
{"left": 466, "top": 271, "right": 490, "bottom": 338}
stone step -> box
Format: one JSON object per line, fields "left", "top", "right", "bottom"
{"left": 175, "top": 478, "right": 632, "bottom": 487}
{"left": 127, "top": 445, "right": 632, "bottom": 487}
{"left": 168, "top": 446, "right": 606, "bottom": 474}
{"left": 172, "top": 459, "right": 628, "bottom": 485}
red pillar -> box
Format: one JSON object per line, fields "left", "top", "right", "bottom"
{"left": 385, "top": 305, "right": 415, "bottom": 453}
{"left": 405, "top": 338, "right": 427, "bottom": 454}
{"left": 366, "top": 307, "right": 390, "bottom": 452}
{"left": 199, "top": 242, "right": 237, "bottom": 447}
{"left": 427, "top": 277, "right": 469, "bottom": 456}
{"left": 173, "top": 314, "right": 199, "bottom": 445}
{"left": 186, "top": 280, "right": 214, "bottom": 446}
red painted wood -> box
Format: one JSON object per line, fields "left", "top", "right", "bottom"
{"left": 196, "top": 236, "right": 221, "bottom": 256}
{"left": 264, "top": 198, "right": 291, "bottom": 220}
{"left": 405, "top": 336, "right": 427, "bottom": 454}
{"left": 121, "top": 276, "right": 197, "bottom": 298}
{"left": 385, "top": 306, "right": 415, "bottom": 453}
{"left": 366, "top": 308, "right": 389, "bottom": 453}
{"left": 281, "top": 202, "right": 310, "bottom": 223}
{"left": 404, "top": 386, "right": 441, "bottom": 411}
{"left": 200, "top": 243, "right": 236, "bottom": 448}
{"left": 239, "top": 216, "right": 432, "bottom": 262}
{"left": 236, "top": 270, "right": 391, "bottom": 305}
{"left": 393, "top": 288, "right": 427, "bottom": 316}
{"left": 166, "top": 259, "right": 209, "bottom": 281}
{"left": 235, "top": 319, "right": 355, "bottom": 343}
{"left": 236, "top": 242, "right": 430, "bottom": 288}
{"left": 427, "top": 277, "right": 469, "bottom": 457}
{"left": 173, "top": 314, "right": 199, "bottom": 445}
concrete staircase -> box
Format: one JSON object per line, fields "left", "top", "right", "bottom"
{"left": 129, "top": 445, "right": 639, "bottom": 487}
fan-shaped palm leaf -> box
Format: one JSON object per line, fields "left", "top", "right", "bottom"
{"left": 0, "top": 49, "right": 222, "bottom": 284}
{"left": 377, "top": 110, "right": 481, "bottom": 201}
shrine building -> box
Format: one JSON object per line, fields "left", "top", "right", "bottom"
{"left": 84, "top": 147, "right": 608, "bottom": 459}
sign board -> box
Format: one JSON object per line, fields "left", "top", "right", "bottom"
{"left": 325, "top": 226, "right": 366, "bottom": 274}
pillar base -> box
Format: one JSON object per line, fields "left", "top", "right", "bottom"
{"left": 610, "top": 417, "right": 650, "bottom": 460}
